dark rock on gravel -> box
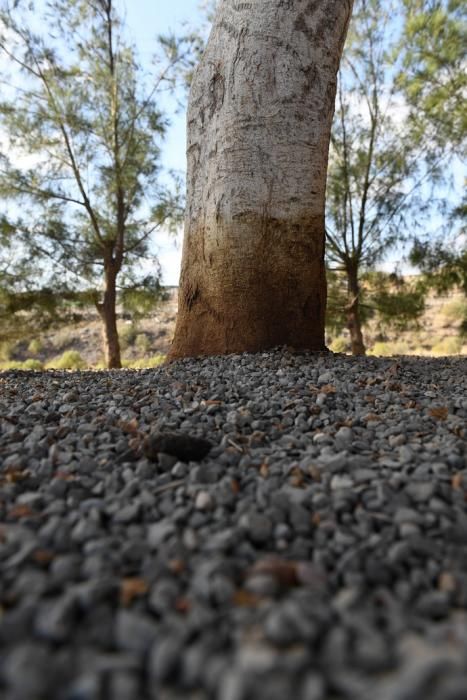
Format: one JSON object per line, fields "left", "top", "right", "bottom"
{"left": 143, "top": 431, "right": 213, "bottom": 463}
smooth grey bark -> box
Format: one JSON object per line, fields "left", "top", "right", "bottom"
{"left": 170, "top": 0, "right": 354, "bottom": 358}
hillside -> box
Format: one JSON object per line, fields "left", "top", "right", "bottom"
{"left": 1, "top": 287, "right": 466, "bottom": 370}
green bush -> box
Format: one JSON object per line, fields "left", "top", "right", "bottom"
{"left": 369, "top": 341, "right": 410, "bottom": 356}
{"left": 46, "top": 350, "right": 87, "bottom": 369}
{"left": 27, "top": 338, "right": 43, "bottom": 355}
{"left": 330, "top": 337, "right": 349, "bottom": 353}
{"left": 0, "top": 358, "right": 43, "bottom": 370}
{"left": 0, "top": 341, "right": 15, "bottom": 361}
{"left": 22, "top": 359, "right": 44, "bottom": 370}
{"left": 123, "top": 354, "right": 166, "bottom": 369}
{"left": 432, "top": 336, "right": 463, "bottom": 356}
{"left": 442, "top": 298, "right": 467, "bottom": 323}
{"left": 135, "top": 333, "right": 151, "bottom": 353}
{"left": 119, "top": 323, "right": 138, "bottom": 349}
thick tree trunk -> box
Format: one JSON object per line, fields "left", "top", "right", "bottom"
{"left": 346, "top": 268, "right": 366, "bottom": 356}
{"left": 170, "top": 0, "right": 354, "bottom": 359}
{"left": 97, "top": 264, "right": 122, "bottom": 369}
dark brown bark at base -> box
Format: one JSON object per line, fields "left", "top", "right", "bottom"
{"left": 169, "top": 214, "right": 327, "bottom": 359}
{"left": 346, "top": 269, "right": 366, "bottom": 356}
{"left": 100, "top": 310, "right": 121, "bottom": 369}
{"left": 97, "top": 265, "right": 122, "bottom": 369}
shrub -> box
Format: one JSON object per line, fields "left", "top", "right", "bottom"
{"left": 119, "top": 323, "right": 138, "bottom": 349}
{"left": 22, "top": 359, "right": 44, "bottom": 370}
{"left": 330, "top": 337, "right": 349, "bottom": 354}
{"left": 369, "top": 341, "right": 410, "bottom": 356}
{"left": 0, "top": 358, "right": 43, "bottom": 370}
{"left": 135, "top": 333, "right": 151, "bottom": 353}
{"left": 46, "top": 350, "right": 87, "bottom": 369}
{"left": 442, "top": 298, "right": 467, "bottom": 323}
{"left": 27, "top": 338, "right": 43, "bottom": 355}
{"left": 0, "top": 341, "right": 15, "bottom": 361}
{"left": 432, "top": 336, "right": 462, "bottom": 356}
{"left": 123, "top": 354, "right": 166, "bottom": 369}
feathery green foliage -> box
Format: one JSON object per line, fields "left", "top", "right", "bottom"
{"left": 0, "top": 0, "right": 194, "bottom": 366}
{"left": 398, "top": 0, "right": 467, "bottom": 153}
{"left": 326, "top": 0, "right": 453, "bottom": 354}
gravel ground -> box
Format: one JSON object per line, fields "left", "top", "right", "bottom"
{"left": 0, "top": 349, "right": 466, "bottom": 700}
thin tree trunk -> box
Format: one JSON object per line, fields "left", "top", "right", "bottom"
{"left": 170, "top": 0, "right": 354, "bottom": 359}
{"left": 346, "top": 267, "right": 366, "bottom": 356}
{"left": 97, "top": 264, "right": 122, "bottom": 369}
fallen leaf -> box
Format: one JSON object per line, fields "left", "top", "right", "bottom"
{"left": 429, "top": 406, "right": 448, "bottom": 421}
{"left": 128, "top": 435, "right": 143, "bottom": 451}
{"left": 308, "top": 465, "right": 322, "bottom": 482}
{"left": 7, "top": 504, "right": 34, "bottom": 519}
{"left": 259, "top": 463, "right": 269, "bottom": 478}
{"left": 248, "top": 556, "right": 327, "bottom": 591}
{"left": 53, "top": 471, "right": 76, "bottom": 481}
{"left": 438, "top": 572, "right": 457, "bottom": 593}
{"left": 233, "top": 590, "right": 261, "bottom": 607}
{"left": 452, "top": 473, "right": 464, "bottom": 491}
{"left": 120, "top": 577, "right": 149, "bottom": 606}
{"left": 168, "top": 559, "right": 185, "bottom": 575}
{"left": 336, "top": 420, "right": 353, "bottom": 428}
{"left": 248, "top": 431, "right": 265, "bottom": 447}
{"left": 320, "top": 384, "right": 336, "bottom": 394}
{"left": 364, "top": 395, "right": 377, "bottom": 405}
{"left": 451, "top": 425, "right": 465, "bottom": 438}
{"left": 289, "top": 468, "right": 304, "bottom": 488}
{"left": 387, "top": 363, "right": 401, "bottom": 377}
{"left": 2, "top": 467, "right": 29, "bottom": 484}
{"left": 175, "top": 597, "right": 191, "bottom": 613}
{"left": 32, "top": 549, "right": 55, "bottom": 566}
{"left": 363, "top": 413, "right": 381, "bottom": 422}
{"left": 386, "top": 382, "right": 402, "bottom": 392}
{"left": 118, "top": 418, "right": 139, "bottom": 434}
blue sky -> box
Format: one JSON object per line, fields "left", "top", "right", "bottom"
{"left": 124, "top": 1, "right": 205, "bottom": 284}
{"left": 89, "top": 3, "right": 464, "bottom": 285}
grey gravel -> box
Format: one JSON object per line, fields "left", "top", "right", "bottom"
{"left": 0, "top": 349, "right": 466, "bottom": 700}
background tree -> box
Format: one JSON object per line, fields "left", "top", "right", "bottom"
{"left": 170, "top": 0, "right": 354, "bottom": 359}
{"left": 410, "top": 232, "right": 467, "bottom": 334}
{"left": 325, "top": 0, "right": 447, "bottom": 355}
{"left": 326, "top": 269, "right": 425, "bottom": 348}
{"left": 399, "top": 0, "right": 466, "bottom": 314}
{"left": 398, "top": 0, "right": 466, "bottom": 153}
{"left": 0, "top": 0, "right": 191, "bottom": 367}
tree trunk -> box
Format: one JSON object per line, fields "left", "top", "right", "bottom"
{"left": 170, "top": 0, "right": 354, "bottom": 359}
{"left": 97, "top": 264, "right": 122, "bottom": 369}
{"left": 346, "top": 267, "right": 366, "bottom": 356}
